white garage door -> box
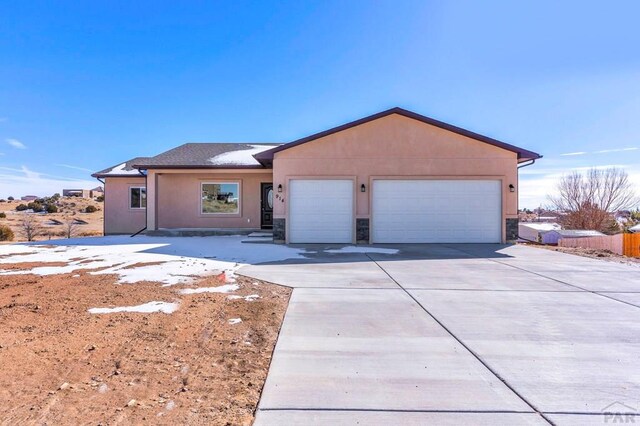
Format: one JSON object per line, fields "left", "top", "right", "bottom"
{"left": 372, "top": 180, "right": 501, "bottom": 243}
{"left": 289, "top": 179, "right": 354, "bottom": 243}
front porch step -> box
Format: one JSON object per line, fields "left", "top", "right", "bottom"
{"left": 247, "top": 231, "right": 274, "bottom": 238}
{"left": 145, "top": 228, "right": 266, "bottom": 237}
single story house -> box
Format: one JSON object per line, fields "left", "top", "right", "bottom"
{"left": 518, "top": 222, "right": 561, "bottom": 243}
{"left": 90, "top": 186, "right": 104, "bottom": 197}
{"left": 92, "top": 107, "right": 541, "bottom": 244}
{"left": 541, "top": 229, "right": 605, "bottom": 245}
{"left": 63, "top": 189, "right": 92, "bottom": 198}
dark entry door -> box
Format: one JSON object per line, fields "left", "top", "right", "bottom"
{"left": 261, "top": 183, "right": 273, "bottom": 229}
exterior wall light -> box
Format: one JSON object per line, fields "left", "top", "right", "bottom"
{"left": 277, "top": 184, "right": 283, "bottom": 193}
{"left": 509, "top": 184, "right": 515, "bottom": 193}
{"left": 361, "top": 184, "right": 366, "bottom": 193}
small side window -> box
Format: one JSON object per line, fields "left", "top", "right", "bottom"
{"left": 130, "top": 187, "right": 147, "bottom": 209}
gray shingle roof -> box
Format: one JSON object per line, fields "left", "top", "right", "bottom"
{"left": 133, "top": 143, "right": 281, "bottom": 169}
{"left": 92, "top": 157, "right": 150, "bottom": 177}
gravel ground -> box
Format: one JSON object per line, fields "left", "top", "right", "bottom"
{"left": 522, "top": 243, "right": 640, "bottom": 267}
{"left": 0, "top": 267, "right": 290, "bottom": 425}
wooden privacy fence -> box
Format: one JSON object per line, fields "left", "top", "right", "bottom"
{"left": 559, "top": 234, "right": 623, "bottom": 255}
{"left": 623, "top": 233, "right": 640, "bottom": 257}
{"left": 558, "top": 233, "right": 640, "bottom": 257}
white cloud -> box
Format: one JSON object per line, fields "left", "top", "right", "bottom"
{"left": 559, "top": 147, "right": 639, "bottom": 156}
{"left": 6, "top": 138, "right": 26, "bottom": 149}
{"left": 0, "top": 166, "right": 96, "bottom": 198}
{"left": 594, "top": 147, "right": 638, "bottom": 154}
{"left": 560, "top": 151, "right": 587, "bottom": 156}
{"left": 55, "top": 163, "right": 95, "bottom": 173}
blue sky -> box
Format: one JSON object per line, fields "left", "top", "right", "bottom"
{"left": 1, "top": 1, "right": 639, "bottom": 208}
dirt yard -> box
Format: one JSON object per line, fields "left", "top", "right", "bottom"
{"left": 523, "top": 243, "right": 640, "bottom": 266}
{"left": 0, "top": 197, "right": 103, "bottom": 242}
{"left": 0, "top": 265, "right": 290, "bottom": 424}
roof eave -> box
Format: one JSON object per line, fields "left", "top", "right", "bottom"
{"left": 92, "top": 173, "right": 144, "bottom": 178}
{"left": 132, "top": 164, "right": 271, "bottom": 170}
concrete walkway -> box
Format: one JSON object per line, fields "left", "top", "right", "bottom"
{"left": 240, "top": 244, "right": 640, "bottom": 425}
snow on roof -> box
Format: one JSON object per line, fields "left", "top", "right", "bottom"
{"left": 545, "top": 229, "right": 606, "bottom": 237}
{"left": 208, "top": 144, "right": 280, "bottom": 166}
{"left": 92, "top": 157, "right": 150, "bottom": 177}
{"left": 104, "top": 162, "right": 141, "bottom": 175}
{"left": 519, "top": 222, "right": 561, "bottom": 231}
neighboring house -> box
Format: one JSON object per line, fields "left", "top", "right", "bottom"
{"left": 63, "top": 189, "right": 91, "bottom": 198}
{"left": 629, "top": 224, "right": 640, "bottom": 233}
{"left": 92, "top": 107, "right": 541, "bottom": 243}
{"left": 21, "top": 195, "right": 38, "bottom": 201}
{"left": 90, "top": 186, "right": 104, "bottom": 198}
{"left": 541, "top": 229, "right": 605, "bottom": 245}
{"left": 518, "top": 222, "right": 561, "bottom": 242}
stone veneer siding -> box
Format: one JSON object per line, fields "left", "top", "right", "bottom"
{"left": 356, "top": 218, "right": 369, "bottom": 243}
{"left": 506, "top": 218, "right": 518, "bottom": 241}
{"left": 273, "top": 218, "right": 285, "bottom": 242}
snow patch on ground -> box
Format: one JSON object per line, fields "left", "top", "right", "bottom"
{"left": 227, "top": 294, "right": 260, "bottom": 301}
{"left": 228, "top": 318, "right": 242, "bottom": 325}
{"left": 88, "top": 301, "right": 179, "bottom": 314}
{"left": 179, "top": 284, "right": 239, "bottom": 295}
{"left": 323, "top": 246, "right": 399, "bottom": 255}
{"left": 0, "top": 235, "right": 306, "bottom": 285}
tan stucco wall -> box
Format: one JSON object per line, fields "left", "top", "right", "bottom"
{"left": 272, "top": 113, "right": 519, "bottom": 241}
{"left": 151, "top": 170, "right": 272, "bottom": 229}
{"left": 104, "top": 177, "right": 147, "bottom": 234}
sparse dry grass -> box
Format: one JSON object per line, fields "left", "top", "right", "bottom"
{"left": 0, "top": 198, "right": 103, "bottom": 242}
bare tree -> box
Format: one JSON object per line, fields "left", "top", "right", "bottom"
{"left": 63, "top": 216, "right": 79, "bottom": 239}
{"left": 549, "top": 168, "right": 638, "bottom": 233}
{"left": 20, "top": 213, "right": 44, "bottom": 242}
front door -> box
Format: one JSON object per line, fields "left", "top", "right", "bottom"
{"left": 261, "top": 183, "right": 273, "bottom": 229}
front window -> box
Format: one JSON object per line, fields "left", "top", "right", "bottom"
{"left": 201, "top": 182, "right": 240, "bottom": 214}
{"left": 130, "top": 187, "right": 146, "bottom": 209}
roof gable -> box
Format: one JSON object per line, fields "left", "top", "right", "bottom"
{"left": 254, "top": 107, "right": 541, "bottom": 165}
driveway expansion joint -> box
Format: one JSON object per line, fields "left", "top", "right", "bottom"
{"left": 444, "top": 245, "right": 640, "bottom": 310}
{"left": 365, "top": 253, "right": 555, "bottom": 426}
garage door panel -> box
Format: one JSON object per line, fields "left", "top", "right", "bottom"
{"left": 372, "top": 180, "right": 501, "bottom": 243}
{"left": 289, "top": 180, "right": 353, "bottom": 243}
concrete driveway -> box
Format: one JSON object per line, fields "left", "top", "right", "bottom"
{"left": 240, "top": 244, "right": 640, "bottom": 425}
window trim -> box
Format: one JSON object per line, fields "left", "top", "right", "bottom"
{"left": 200, "top": 181, "right": 241, "bottom": 216}
{"left": 129, "top": 186, "right": 147, "bottom": 210}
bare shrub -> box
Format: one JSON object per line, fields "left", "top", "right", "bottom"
{"left": 549, "top": 168, "right": 638, "bottom": 233}
{"left": 20, "top": 214, "right": 44, "bottom": 241}
{"left": 0, "top": 224, "right": 14, "bottom": 241}
{"left": 63, "top": 216, "right": 79, "bottom": 239}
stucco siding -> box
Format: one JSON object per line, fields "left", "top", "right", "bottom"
{"left": 272, "top": 114, "right": 519, "bottom": 242}
{"left": 104, "top": 177, "right": 147, "bottom": 235}
{"left": 155, "top": 172, "right": 272, "bottom": 229}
